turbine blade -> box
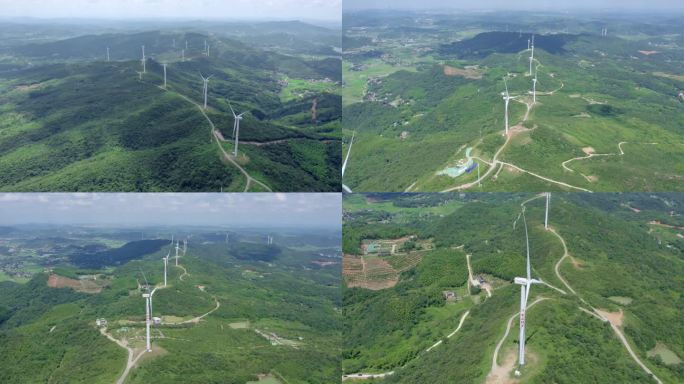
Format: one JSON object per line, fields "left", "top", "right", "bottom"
{"left": 342, "top": 131, "right": 355, "bottom": 177}
{"left": 228, "top": 102, "right": 236, "bottom": 117}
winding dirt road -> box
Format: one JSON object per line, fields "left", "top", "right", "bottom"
{"left": 176, "top": 265, "right": 188, "bottom": 281}
{"left": 466, "top": 253, "right": 492, "bottom": 297}
{"left": 487, "top": 297, "right": 549, "bottom": 383}
{"left": 180, "top": 296, "right": 220, "bottom": 325}
{"left": 548, "top": 227, "right": 663, "bottom": 383}
{"left": 162, "top": 86, "right": 272, "bottom": 192}
{"left": 548, "top": 228, "right": 577, "bottom": 295}
{"left": 100, "top": 328, "right": 146, "bottom": 384}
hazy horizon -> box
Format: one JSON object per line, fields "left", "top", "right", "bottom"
{"left": 0, "top": 0, "right": 342, "bottom": 22}
{"left": 0, "top": 193, "right": 341, "bottom": 229}
{"left": 344, "top": 0, "right": 684, "bottom": 12}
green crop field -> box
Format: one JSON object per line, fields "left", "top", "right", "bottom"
{"left": 342, "top": 11, "right": 684, "bottom": 192}
{"left": 343, "top": 192, "right": 684, "bottom": 383}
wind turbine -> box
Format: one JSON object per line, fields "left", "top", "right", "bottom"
{"left": 162, "top": 63, "right": 167, "bottom": 89}
{"left": 544, "top": 193, "right": 550, "bottom": 230}
{"left": 141, "top": 45, "right": 146, "bottom": 74}
{"left": 106, "top": 47, "right": 110, "bottom": 62}
{"left": 175, "top": 240, "right": 180, "bottom": 266}
{"left": 528, "top": 35, "right": 535, "bottom": 77}
{"left": 200, "top": 73, "right": 213, "bottom": 110}
{"left": 183, "top": 239, "right": 187, "bottom": 255}
{"left": 229, "top": 102, "right": 245, "bottom": 157}
{"left": 342, "top": 131, "right": 355, "bottom": 193}
{"left": 163, "top": 251, "right": 169, "bottom": 287}
{"left": 514, "top": 211, "right": 542, "bottom": 371}
{"left": 140, "top": 270, "right": 152, "bottom": 352}
{"left": 502, "top": 77, "right": 517, "bottom": 136}
{"left": 532, "top": 69, "right": 537, "bottom": 104}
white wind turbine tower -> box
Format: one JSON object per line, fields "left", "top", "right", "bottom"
{"left": 175, "top": 240, "right": 180, "bottom": 266}
{"left": 200, "top": 73, "right": 213, "bottom": 110}
{"left": 502, "top": 77, "right": 517, "bottom": 136}
{"left": 140, "top": 270, "right": 152, "bottom": 352}
{"left": 163, "top": 251, "right": 169, "bottom": 287}
{"left": 532, "top": 68, "right": 538, "bottom": 105}
{"left": 529, "top": 35, "right": 535, "bottom": 76}
{"left": 106, "top": 47, "right": 110, "bottom": 62}
{"left": 162, "top": 63, "right": 167, "bottom": 89}
{"left": 514, "top": 211, "right": 542, "bottom": 373}
{"left": 342, "top": 131, "right": 355, "bottom": 193}
{"left": 141, "top": 45, "right": 146, "bottom": 74}
{"left": 544, "top": 193, "right": 550, "bottom": 230}
{"left": 143, "top": 290, "right": 151, "bottom": 351}
{"left": 183, "top": 239, "right": 187, "bottom": 255}
{"left": 229, "top": 102, "right": 245, "bottom": 157}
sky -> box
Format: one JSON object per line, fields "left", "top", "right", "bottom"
{"left": 0, "top": 0, "right": 341, "bottom": 21}
{"left": 0, "top": 193, "right": 341, "bottom": 229}
{"left": 344, "top": 0, "right": 684, "bottom": 11}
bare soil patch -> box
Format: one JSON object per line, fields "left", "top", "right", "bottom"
{"left": 443, "top": 65, "right": 483, "bottom": 79}
{"left": 571, "top": 256, "right": 585, "bottom": 269}
{"left": 47, "top": 273, "right": 108, "bottom": 293}
{"left": 343, "top": 255, "right": 399, "bottom": 290}
{"left": 15, "top": 83, "right": 45, "bottom": 92}
{"left": 653, "top": 72, "right": 684, "bottom": 82}
{"left": 647, "top": 343, "right": 682, "bottom": 365}
{"left": 487, "top": 348, "right": 519, "bottom": 384}
{"left": 582, "top": 147, "right": 595, "bottom": 155}
{"left": 596, "top": 308, "right": 624, "bottom": 327}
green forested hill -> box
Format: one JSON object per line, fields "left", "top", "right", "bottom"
{"left": 0, "top": 234, "right": 341, "bottom": 384}
{"left": 342, "top": 13, "right": 684, "bottom": 192}
{"left": 343, "top": 193, "right": 684, "bottom": 383}
{"left": 0, "top": 30, "right": 341, "bottom": 192}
